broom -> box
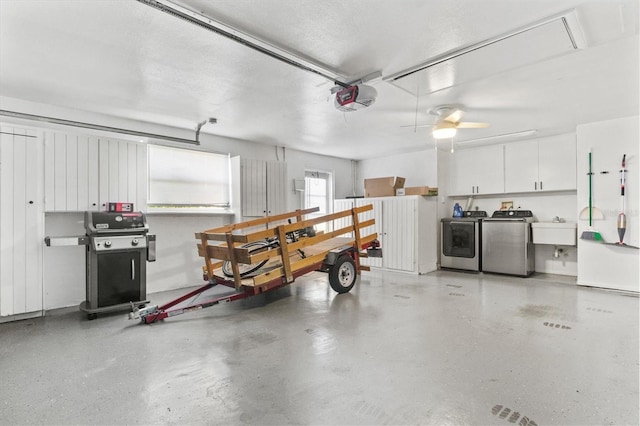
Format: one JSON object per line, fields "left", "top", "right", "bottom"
{"left": 580, "top": 150, "right": 603, "bottom": 241}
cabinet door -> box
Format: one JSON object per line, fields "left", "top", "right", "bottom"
{"left": 475, "top": 144, "right": 505, "bottom": 194}
{"left": 240, "top": 158, "right": 267, "bottom": 217}
{"left": 381, "top": 197, "right": 416, "bottom": 272}
{"left": 504, "top": 140, "right": 539, "bottom": 193}
{"left": 44, "top": 131, "right": 100, "bottom": 211}
{"left": 98, "top": 138, "right": 147, "bottom": 212}
{"left": 333, "top": 199, "right": 354, "bottom": 236}
{"left": 0, "top": 126, "right": 44, "bottom": 316}
{"left": 450, "top": 145, "right": 504, "bottom": 195}
{"left": 356, "top": 198, "right": 383, "bottom": 268}
{"left": 538, "top": 134, "right": 576, "bottom": 191}
{"left": 449, "top": 149, "right": 477, "bottom": 196}
{"left": 266, "top": 161, "right": 287, "bottom": 216}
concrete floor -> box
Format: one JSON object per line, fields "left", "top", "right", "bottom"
{"left": 0, "top": 269, "right": 638, "bottom": 425}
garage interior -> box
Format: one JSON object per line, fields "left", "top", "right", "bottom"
{"left": 0, "top": 1, "right": 638, "bottom": 425}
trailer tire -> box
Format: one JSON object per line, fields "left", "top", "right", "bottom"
{"left": 329, "top": 255, "right": 357, "bottom": 294}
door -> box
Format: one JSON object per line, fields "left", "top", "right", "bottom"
{"left": 99, "top": 138, "right": 147, "bottom": 212}
{"left": 0, "top": 126, "right": 44, "bottom": 317}
{"left": 382, "top": 196, "right": 416, "bottom": 271}
{"left": 450, "top": 145, "right": 505, "bottom": 195}
{"left": 442, "top": 221, "right": 476, "bottom": 258}
{"left": 333, "top": 199, "right": 354, "bottom": 236}
{"left": 305, "top": 170, "right": 332, "bottom": 233}
{"left": 96, "top": 252, "right": 141, "bottom": 307}
{"left": 537, "top": 134, "right": 576, "bottom": 191}
{"left": 504, "top": 140, "right": 539, "bottom": 193}
{"left": 266, "top": 161, "right": 287, "bottom": 216}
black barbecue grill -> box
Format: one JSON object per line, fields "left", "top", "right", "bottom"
{"left": 46, "top": 211, "right": 155, "bottom": 320}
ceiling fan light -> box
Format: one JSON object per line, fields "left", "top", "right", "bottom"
{"left": 432, "top": 126, "right": 457, "bottom": 139}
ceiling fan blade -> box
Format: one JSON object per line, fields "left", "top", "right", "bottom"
{"left": 443, "top": 109, "right": 464, "bottom": 123}
{"left": 400, "top": 123, "right": 434, "bottom": 128}
{"left": 457, "top": 122, "right": 489, "bottom": 129}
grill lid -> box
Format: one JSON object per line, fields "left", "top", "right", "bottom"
{"left": 85, "top": 211, "right": 148, "bottom": 235}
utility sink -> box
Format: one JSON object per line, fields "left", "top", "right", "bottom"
{"left": 532, "top": 222, "right": 577, "bottom": 246}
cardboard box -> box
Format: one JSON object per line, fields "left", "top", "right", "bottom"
{"left": 403, "top": 186, "right": 438, "bottom": 196}
{"left": 364, "top": 176, "right": 405, "bottom": 197}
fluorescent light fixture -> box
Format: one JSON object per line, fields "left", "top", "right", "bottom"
{"left": 456, "top": 129, "right": 538, "bottom": 145}
{"left": 432, "top": 126, "right": 457, "bottom": 139}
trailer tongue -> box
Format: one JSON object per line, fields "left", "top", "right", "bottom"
{"left": 130, "top": 205, "right": 381, "bottom": 324}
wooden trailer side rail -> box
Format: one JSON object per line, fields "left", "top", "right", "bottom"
{"left": 195, "top": 205, "right": 378, "bottom": 289}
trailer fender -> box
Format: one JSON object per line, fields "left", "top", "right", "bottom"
{"left": 323, "top": 245, "right": 356, "bottom": 266}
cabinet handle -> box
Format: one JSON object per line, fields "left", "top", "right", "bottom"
{"left": 476, "top": 186, "right": 479, "bottom": 194}
{"left": 131, "top": 259, "right": 135, "bottom": 280}
{"left": 540, "top": 181, "right": 543, "bottom": 190}
{"left": 535, "top": 182, "right": 537, "bottom": 190}
{"left": 29, "top": 200, "right": 34, "bottom": 204}
{"left": 471, "top": 186, "right": 475, "bottom": 194}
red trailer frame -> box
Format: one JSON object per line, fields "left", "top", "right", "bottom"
{"left": 130, "top": 205, "right": 380, "bottom": 323}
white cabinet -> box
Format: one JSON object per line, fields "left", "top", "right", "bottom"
{"left": 98, "top": 138, "right": 147, "bottom": 211}
{"left": 449, "top": 144, "right": 504, "bottom": 196}
{"left": 44, "top": 131, "right": 147, "bottom": 212}
{"left": 231, "top": 157, "right": 287, "bottom": 218}
{"left": 1, "top": 126, "right": 44, "bottom": 318}
{"left": 348, "top": 195, "right": 437, "bottom": 274}
{"left": 504, "top": 134, "right": 576, "bottom": 193}
{"left": 333, "top": 198, "right": 356, "bottom": 236}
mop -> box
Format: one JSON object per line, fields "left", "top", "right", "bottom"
{"left": 580, "top": 150, "right": 603, "bottom": 241}
{"left": 603, "top": 154, "right": 639, "bottom": 248}
{"left": 617, "top": 154, "right": 627, "bottom": 244}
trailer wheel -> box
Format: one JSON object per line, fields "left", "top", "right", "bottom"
{"left": 329, "top": 255, "right": 357, "bottom": 294}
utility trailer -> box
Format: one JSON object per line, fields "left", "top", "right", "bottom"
{"left": 130, "top": 205, "right": 380, "bottom": 323}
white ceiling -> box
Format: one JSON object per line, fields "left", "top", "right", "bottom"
{"left": 0, "top": 0, "right": 638, "bottom": 160}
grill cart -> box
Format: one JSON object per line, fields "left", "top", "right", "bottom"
{"left": 130, "top": 205, "right": 380, "bottom": 324}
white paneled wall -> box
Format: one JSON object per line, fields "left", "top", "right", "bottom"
{"left": 0, "top": 126, "right": 44, "bottom": 317}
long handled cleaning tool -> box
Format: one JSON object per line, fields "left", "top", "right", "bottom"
{"left": 580, "top": 150, "right": 603, "bottom": 241}
{"left": 616, "top": 154, "right": 627, "bottom": 244}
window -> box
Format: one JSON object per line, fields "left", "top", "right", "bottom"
{"left": 147, "top": 144, "right": 230, "bottom": 210}
{"left": 305, "top": 170, "right": 333, "bottom": 232}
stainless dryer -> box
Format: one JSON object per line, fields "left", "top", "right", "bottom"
{"left": 441, "top": 210, "right": 487, "bottom": 272}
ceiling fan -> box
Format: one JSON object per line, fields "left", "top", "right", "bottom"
{"left": 404, "top": 105, "right": 489, "bottom": 139}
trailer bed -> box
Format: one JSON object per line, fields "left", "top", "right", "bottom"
{"left": 130, "top": 205, "right": 380, "bottom": 323}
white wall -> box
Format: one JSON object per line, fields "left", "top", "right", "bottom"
{"left": 576, "top": 116, "right": 639, "bottom": 292}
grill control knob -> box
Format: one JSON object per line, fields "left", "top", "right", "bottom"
{"left": 104, "top": 240, "right": 112, "bottom": 247}
{"left": 131, "top": 238, "right": 139, "bottom": 246}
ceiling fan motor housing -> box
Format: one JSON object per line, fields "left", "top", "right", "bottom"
{"left": 335, "top": 84, "right": 377, "bottom": 112}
